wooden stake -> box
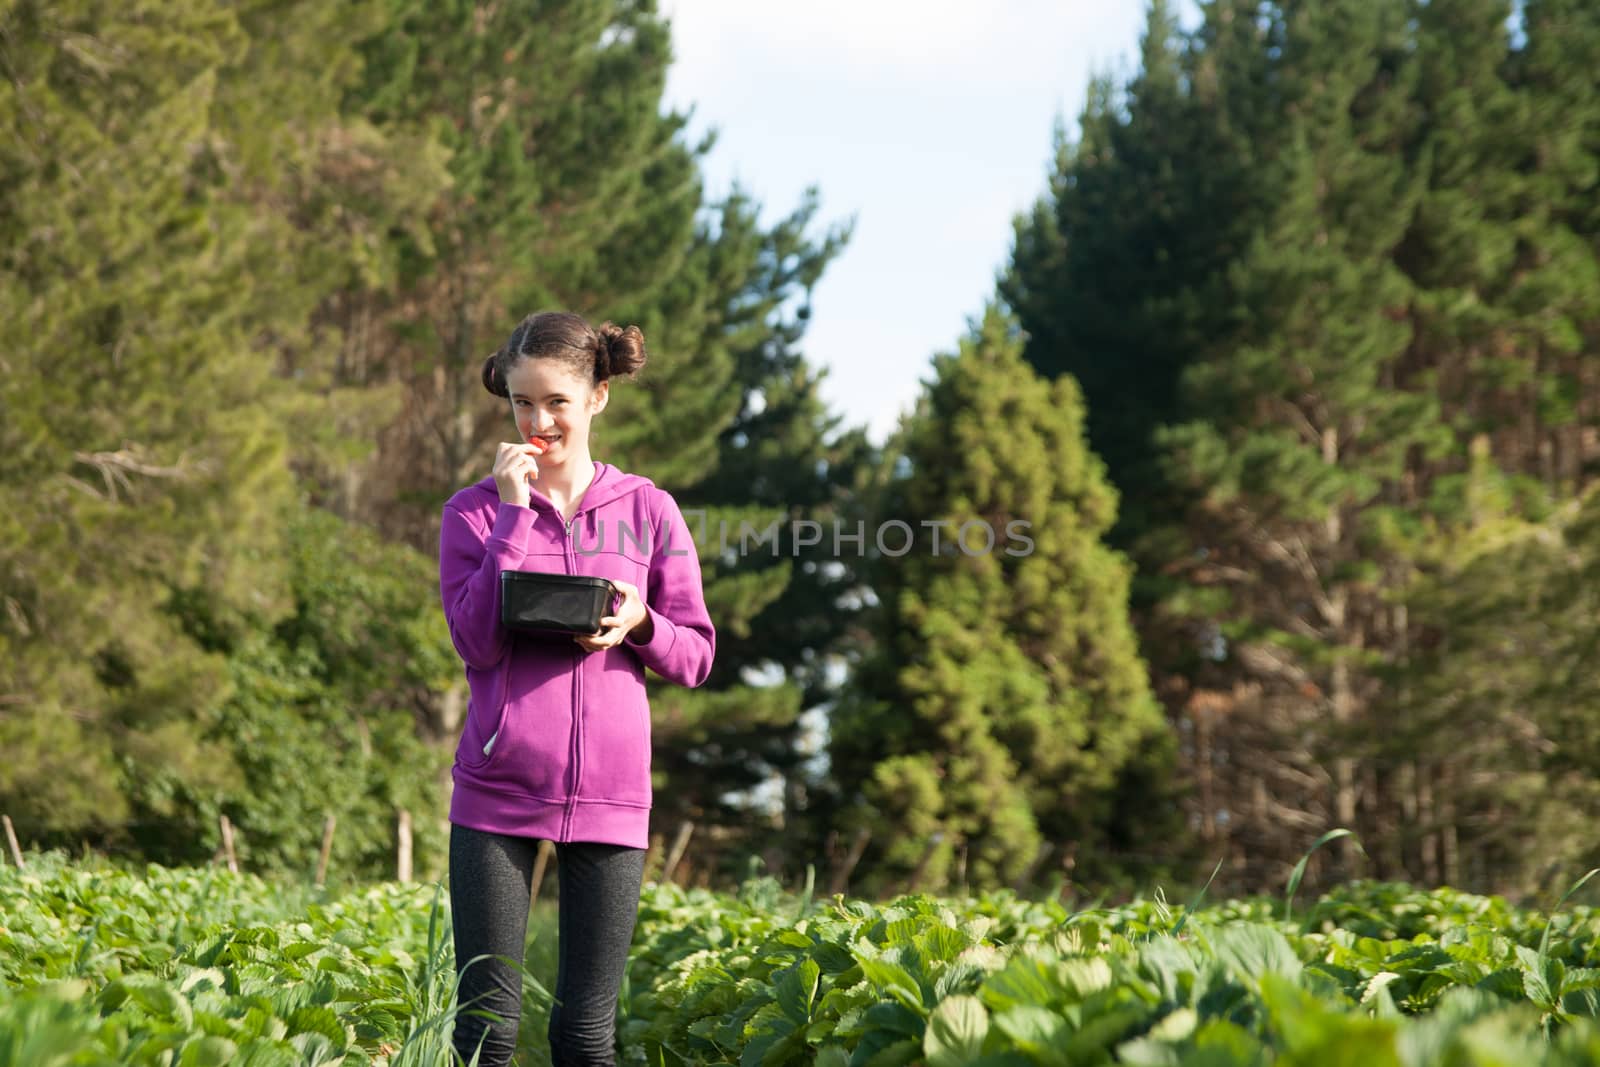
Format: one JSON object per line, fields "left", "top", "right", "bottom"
{"left": 530, "top": 839, "right": 555, "bottom": 907}
{"left": 796, "top": 862, "right": 816, "bottom": 900}
{"left": 661, "top": 820, "right": 695, "bottom": 884}
{"left": 2, "top": 815, "right": 23, "bottom": 869}
{"left": 643, "top": 831, "right": 665, "bottom": 882}
{"left": 901, "top": 832, "right": 945, "bottom": 896}
{"left": 827, "top": 827, "right": 871, "bottom": 898}
{"left": 315, "top": 815, "right": 336, "bottom": 886}
{"left": 396, "top": 809, "right": 413, "bottom": 883}
{"left": 1014, "top": 843, "right": 1055, "bottom": 892}
{"left": 219, "top": 814, "right": 238, "bottom": 874}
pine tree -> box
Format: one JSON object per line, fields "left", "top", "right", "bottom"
{"left": 170, "top": 505, "right": 457, "bottom": 879}
{"left": 1399, "top": 447, "right": 1600, "bottom": 895}
{"left": 1156, "top": 0, "right": 1442, "bottom": 881}
{"left": 622, "top": 188, "right": 869, "bottom": 874}
{"left": 1002, "top": 0, "right": 1272, "bottom": 551}
{"left": 1511, "top": 0, "right": 1600, "bottom": 490}
{"left": 0, "top": 1, "right": 464, "bottom": 868}
{"left": 828, "top": 307, "right": 1172, "bottom": 893}
{"left": 0, "top": 0, "right": 307, "bottom": 843}
{"left": 335, "top": 0, "right": 714, "bottom": 544}
{"left": 1371, "top": 0, "right": 1600, "bottom": 886}
{"left": 997, "top": 0, "right": 1600, "bottom": 893}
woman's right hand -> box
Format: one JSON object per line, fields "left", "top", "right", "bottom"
{"left": 493, "top": 442, "right": 540, "bottom": 507}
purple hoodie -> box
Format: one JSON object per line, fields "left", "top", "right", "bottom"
{"left": 438, "top": 461, "right": 715, "bottom": 848}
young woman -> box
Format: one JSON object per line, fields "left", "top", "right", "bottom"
{"left": 437, "top": 311, "right": 715, "bottom": 1066}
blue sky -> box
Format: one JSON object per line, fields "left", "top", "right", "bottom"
{"left": 661, "top": 2, "right": 1184, "bottom": 445}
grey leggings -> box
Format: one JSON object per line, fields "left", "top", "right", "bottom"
{"left": 449, "top": 823, "right": 645, "bottom": 1067}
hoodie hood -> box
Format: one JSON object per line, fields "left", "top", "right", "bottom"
{"left": 470, "top": 460, "right": 654, "bottom": 518}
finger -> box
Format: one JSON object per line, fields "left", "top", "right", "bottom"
{"left": 501, "top": 442, "right": 541, "bottom": 460}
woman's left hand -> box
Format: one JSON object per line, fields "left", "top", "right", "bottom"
{"left": 574, "top": 579, "right": 652, "bottom": 651}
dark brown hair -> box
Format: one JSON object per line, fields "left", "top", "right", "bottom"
{"left": 481, "top": 311, "right": 647, "bottom": 398}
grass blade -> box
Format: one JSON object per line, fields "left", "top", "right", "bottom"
{"left": 1284, "top": 828, "right": 1361, "bottom": 921}
{"left": 1171, "top": 856, "right": 1225, "bottom": 940}
{"left": 1537, "top": 867, "right": 1600, "bottom": 965}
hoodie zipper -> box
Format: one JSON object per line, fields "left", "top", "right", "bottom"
{"left": 562, "top": 508, "right": 583, "bottom": 837}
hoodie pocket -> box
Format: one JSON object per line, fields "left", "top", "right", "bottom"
{"left": 456, "top": 655, "right": 513, "bottom": 770}
{"left": 579, "top": 652, "right": 653, "bottom": 806}
{"left": 467, "top": 639, "right": 578, "bottom": 800}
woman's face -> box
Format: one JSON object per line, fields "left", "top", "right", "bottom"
{"left": 504, "top": 357, "right": 608, "bottom": 464}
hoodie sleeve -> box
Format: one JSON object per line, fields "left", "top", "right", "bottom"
{"left": 623, "top": 490, "right": 716, "bottom": 687}
{"left": 439, "top": 501, "right": 538, "bottom": 670}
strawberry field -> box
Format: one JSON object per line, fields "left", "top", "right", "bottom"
{"left": 7, "top": 852, "right": 1600, "bottom": 1065}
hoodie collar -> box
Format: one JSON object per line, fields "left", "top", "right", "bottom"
{"left": 473, "top": 461, "right": 653, "bottom": 517}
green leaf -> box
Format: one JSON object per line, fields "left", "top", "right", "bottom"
{"left": 775, "top": 958, "right": 821, "bottom": 1025}
{"left": 916, "top": 925, "right": 973, "bottom": 963}
{"left": 115, "top": 976, "right": 195, "bottom": 1029}
{"left": 178, "top": 1036, "right": 240, "bottom": 1067}
{"left": 991, "top": 1004, "right": 1071, "bottom": 1049}
{"left": 983, "top": 957, "right": 1067, "bottom": 1012}
{"left": 1476, "top": 968, "right": 1527, "bottom": 1000}
{"left": 1521, "top": 962, "right": 1554, "bottom": 1009}
{"left": 1059, "top": 957, "right": 1116, "bottom": 999}
{"left": 925, "top": 995, "right": 989, "bottom": 1067}
{"left": 178, "top": 968, "right": 229, "bottom": 995}
{"left": 935, "top": 961, "right": 989, "bottom": 1000}
{"left": 1115, "top": 1044, "right": 1180, "bottom": 1067}
{"left": 858, "top": 1037, "right": 923, "bottom": 1067}
{"left": 1361, "top": 972, "right": 1402, "bottom": 1008}
{"left": 1148, "top": 1007, "right": 1198, "bottom": 1042}
{"left": 861, "top": 1001, "right": 926, "bottom": 1038}
{"left": 1208, "top": 925, "right": 1303, "bottom": 985}
{"left": 814, "top": 942, "right": 859, "bottom": 974}
{"left": 285, "top": 1005, "right": 347, "bottom": 1050}
{"left": 859, "top": 958, "right": 926, "bottom": 1014}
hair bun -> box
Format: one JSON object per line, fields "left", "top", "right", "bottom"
{"left": 595, "top": 322, "right": 647, "bottom": 381}
{"left": 481, "top": 351, "right": 509, "bottom": 398}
